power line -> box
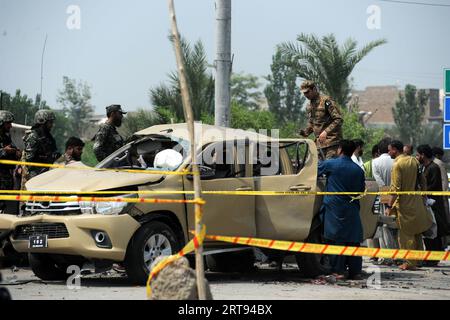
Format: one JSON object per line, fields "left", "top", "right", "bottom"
{"left": 378, "top": 0, "right": 450, "bottom": 7}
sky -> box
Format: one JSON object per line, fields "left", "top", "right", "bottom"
{"left": 0, "top": 0, "right": 449, "bottom": 114}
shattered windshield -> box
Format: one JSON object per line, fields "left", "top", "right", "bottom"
{"left": 96, "top": 135, "right": 189, "bottom": 171}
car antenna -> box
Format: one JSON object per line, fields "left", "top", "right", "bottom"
{"left": 160, "top": 128, "right": 173, "bottom": 133}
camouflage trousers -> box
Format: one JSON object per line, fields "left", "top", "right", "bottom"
{"left": 0, "top": 174, "right": 14, "bottom": 213}
{"left": 317, "top": 144, "right": 339, "bottom": 161}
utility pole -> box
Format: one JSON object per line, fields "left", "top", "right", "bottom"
{"left": 214, "top": 0, "right": 232, "bottom": 127}
{"left": 39, "top": 34, "right": 48, "bottom": 109}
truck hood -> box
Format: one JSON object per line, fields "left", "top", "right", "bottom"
{"left": 25, "top": 163, "right": 164, "bottom": 192}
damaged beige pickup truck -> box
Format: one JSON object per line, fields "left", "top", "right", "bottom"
{"left": 0, "top": 123, "right": 381, "bottom": 284}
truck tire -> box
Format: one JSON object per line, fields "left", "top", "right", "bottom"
{"left": 124, "top": 221, "right": 180, "bottom": 285}
{"left": 295, "top": 219, "right": 331, "bottom": 278}
{"left": 28, "top": 253, "right": 71, "bottom": 281}
{"left": 206, "top": 249, "right": 255, "bottom": 273}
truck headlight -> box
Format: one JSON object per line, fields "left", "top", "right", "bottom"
{"left": 94, "top": 201, "right": 129, "bottom": 215}
{"left": 79, "top": 194, "right": 136, "bottom": 215}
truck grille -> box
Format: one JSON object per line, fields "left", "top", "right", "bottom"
{"left": 24, "top": 199, "right": 82, "bottom": 216}
{"left": 13, "top": 223, "right": 69, "bottom": 240}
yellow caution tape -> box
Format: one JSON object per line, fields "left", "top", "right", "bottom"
{"left": 2, "top": 189, "right": 450, "bottom": 197}
{"left": 146, "top": 224, "right": 206, "bottom": 298}
{"left": 0, "top": 194, "right": 205, "bottom": 205}
{"left": 205, "top": 234, "right": 450, "bottom": 262}
{"left": 0, "top": 159, "right": 196, "bottom": 176}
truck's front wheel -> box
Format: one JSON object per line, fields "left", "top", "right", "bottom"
{"left": 124, "top": 221, "right": 180, "bottom": 285}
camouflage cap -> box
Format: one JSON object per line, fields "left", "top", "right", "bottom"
{"left": 106, "top": 104, "right": 127, "bottom": 115}
{"left": 34, "top": 109, "right": 56, "bottom": 125}
{"left": 300, "top": 80, "right": 316, "bottom": 93}
{"left": 0, "top": 110, "right": 14, "bottom": 126}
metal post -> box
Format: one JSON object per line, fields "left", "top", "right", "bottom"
{"left": 214, "top": 0, "right": 231, "bottom": 127}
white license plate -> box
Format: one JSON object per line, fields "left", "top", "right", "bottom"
{"left": 28, "top": 235, "right": 48, "bottom": 248}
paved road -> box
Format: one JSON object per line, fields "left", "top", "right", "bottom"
{"left": 2, "top": 259, "right": 450, "bottom": 300}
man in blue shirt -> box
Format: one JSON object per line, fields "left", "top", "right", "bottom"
{"left": 318, "top": 139, "right": 366, "bottom": 279}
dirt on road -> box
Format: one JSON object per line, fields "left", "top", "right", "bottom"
{"left": 1, "top": 259, "right": 450, "bottom": 300}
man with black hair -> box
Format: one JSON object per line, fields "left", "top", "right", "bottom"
{"left": 431, "top": 147, "right": 448, "bottom": 192}
{"left": 432, "top": 146, "right": 450, "bottom": 249}
{"left": 416, "top": 144, "right": 450, "bottom": 261}
{"left": 93, "top": 104, "right": 127, "bottom": 162}
{"left": 351, "top": 139, "right": 365, "bottom": 169}
{"left": 385, "top": 140, "right": 432, "bottom": 270}
{"left": 371, "top": 137, "right": 399, "bottom": 263}
{"left": 403, "top": 144, "right": 414, "bottom": 156}
{"left": 318, "top": 139, "right": 365, "bottom": 279}
{"left": 54, "top": 137, "right": 85, "bottom": 165}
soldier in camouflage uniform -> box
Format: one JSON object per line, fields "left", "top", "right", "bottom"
{"left": 0, "top": 111, "right": 22, "bottom": 212}
{"left": 298, "top": 80, "right": 343, "bottom": 160}
{"left": 23, "top": 110, "right": 60, "bottom": 180}
{"left": 93, "top": 104, "right": 126, "bottom": 162}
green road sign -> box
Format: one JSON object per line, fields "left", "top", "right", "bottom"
{"left": 446, "top": 69, "right": 450, "bottom": 94}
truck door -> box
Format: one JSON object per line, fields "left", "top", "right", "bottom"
{"left": 252, "top": 139, "right": 319, "bottom": 241}
{"left": 183, "top": 140, "right": 256, "bottom": 240}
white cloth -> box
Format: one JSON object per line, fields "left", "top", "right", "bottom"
{"left": 154, "top": 149, "right": 183, "bottom": 170}
{"left": 372, "top": 153, "right": 394, "bottom": 187}
{"left": 351, "top": 154, "right": 364, "bottom": 170}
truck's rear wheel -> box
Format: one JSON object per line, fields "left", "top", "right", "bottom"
{"left": 124, "top": 221, "right": 180, "bottom": 285}
{"left": 28, "top": 253, "right": 71, "bottom": 281}
{"left": 295, "top": 218, "right": 331, "bottom": 278}
{"left": 206, "top": 249, "right": 255, "bottom": 273}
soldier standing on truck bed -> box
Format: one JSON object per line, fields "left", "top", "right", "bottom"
{"left": 93, "top": 104, "right": 127, "bottom": 162}
{"left": 22, "top": 110, "right": 60, "bottom": 181}
{"left": 298, "top": 80, "right": 343, "bottom": 160}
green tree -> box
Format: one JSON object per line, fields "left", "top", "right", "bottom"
{"left": 230, "top": 101, "right": 276, "bottom": 131}
{"left": 279, "top": 33, "right": 386, "bottom": 107}
{"left": 231, "top": 72, "right": 264, "bottom": 110}
{"left": 150, "top": 36, "right": 214, "bottom": 121}
{"left": 52, "top": 110, "right": 72, "bottom": 153}
{"left": 57, "top": 76, "right": 94, "bottom": 138}
{"left": 0, "top": 89, "right": 44, "bottom": 125}
{"left": 119, "top": 108, "right": 162, "bottom": 138}
{"left": 342, "top": 108, "right": 384, "bottom": 162}
{"left": 264, "top": 49, "right": 306, "bottom": 127}
{"left": 392, "top": 84, "right": 428, "bottom": 146}
{"left": 417, "top": 123, "right": 442, "bottom": 148}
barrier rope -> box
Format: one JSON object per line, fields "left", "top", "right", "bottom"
{"left": 2, "top": 189, "right": 450, "bottom": 197}
{"left": 204, "top": 234, "right": 450, "bottom": 262}
{"left": 0, "top": 159, "right": 196, "bottom": 176}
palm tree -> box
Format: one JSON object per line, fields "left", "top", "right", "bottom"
{"left": 150, "top": 36, "right": 215, "bottom": 121}
{"left": 279, "top": 33, "right": 387, "bottom": 107}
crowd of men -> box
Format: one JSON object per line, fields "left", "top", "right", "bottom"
{"left": 299, "top": 79, "right": 450, "bottom": 279}
{"left": 0, "top": 104, "right": 127, "bottom": 213}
